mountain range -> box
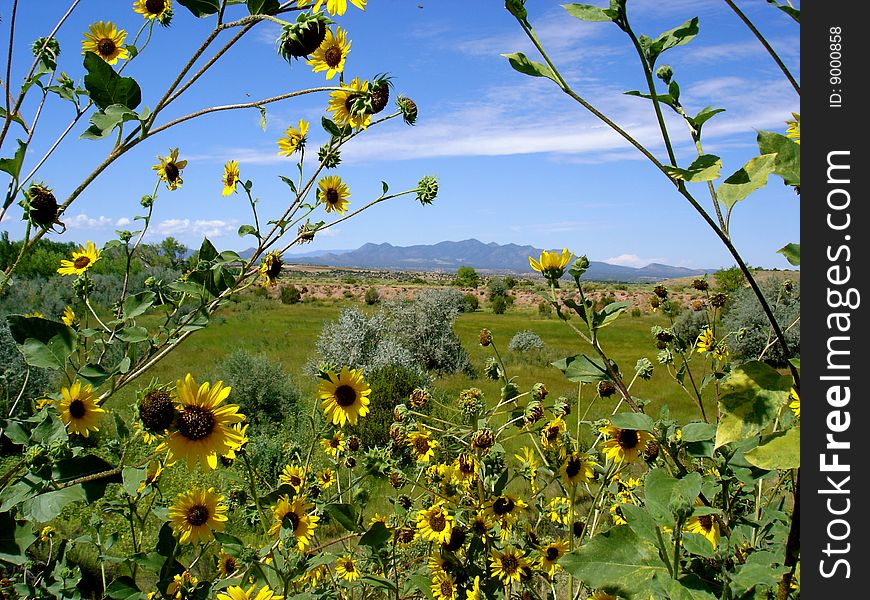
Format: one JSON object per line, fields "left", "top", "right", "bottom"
{"left": 277, "top": 239, "right": 714, "bottom": 282}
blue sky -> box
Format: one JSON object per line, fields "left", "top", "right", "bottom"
{"left": 2, "top": 0, "right": 800, "bottom": 269}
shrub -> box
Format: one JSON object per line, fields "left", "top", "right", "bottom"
{"left": 462, "top": 293, "right": 480, "bottom": 312}
{"left": 452, "top": 265, "right": 480, "bottom": 288}
{"left": 491, "top": 295, "right": 508, "bottom": 314}
{"left": 246, "top": 427, "right": 306, "bottom": 486}
{"left": 538, "top": 301, "right": 553, "bottom": 317}
{"left": 487, "top": 277, "right": 509, "bottom": 301}
{"left": 348, "top": 364, "right": 429, "bottom": 448}
{"left": 364, "top": 287, "right": 380, "bottom": 305}
{"left": 217, "top": 350, "right": 301, "bottom": 428}
{"left": 630, "top": 307, "right": 643, "bottom": 317}
{"left": 281, "top": 284, "right": 302, "bottom": 304}
{"left": 0, "top": 321, "right": 54, "bottom": 421}
{"left": 722, "top": 278, "right": 800, "bottom": 366}
{"left": 714, "top": 266, "right": 745, "bottom": 293}
{"left": 508, "top": 329, "right": 545, "bottom": 353}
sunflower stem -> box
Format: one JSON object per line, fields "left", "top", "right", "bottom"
{"left": 241, "top": 450, "right": 270, "bottom": 537}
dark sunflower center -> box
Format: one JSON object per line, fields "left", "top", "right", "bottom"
{"left": 472, "top": 519, "right": 486, "bottom": 535}
{"left": 266, "top": 257, "right": 282, "bottom": 278}
{"left": 440, "top": 580, "right": 453, "bottom": 596}
{"left": 341, "top": 559, "right": 355, "bottom": 572}
{"left": 282, "top": 510, "right": 301, "bottom": 532}
{"left": 546, "top": 547, "right": 560, "bottom": 561}
{"left": 330, "top": 437, "right": 341, "bottom": 448}
{"left": 444, "top": 528, "right": 466, "bottom": 551}
{"left": 97, "top": 39, "right": 117, "bottom": 57}
{"left": 545, "top": 426, "right": 560, "bottom": 442}
{"left": 617, "top": 428, "right": 640, "bottom": 449}
{"left": 289, "top": 475, "right": 302, "bottom": 487}
{"left": 566, "top": 458, "right": 582, "bottom": 478}
{"left": 73, "top": 256, "right": 91, "bottom": 269}
{"left": 334, "top": 384, "right": 357, "bottom": 407}
{"left": 458, "top": 456, "right": 474, "bottom": 475}
{"left": 146, "top": 0, "right": 166, "bottom": 14}
{"left": 69, "top": 399, "right": 86, "bottom": 419}
{"left": 699, "top": 515, "right": 713, "bottom": 531}
{"left": 325, "top": 188, "right": 340, "bottom": 205}
{"left": 324, "top": 45, "right": 343, "bottom": 68}
{"left": 414, "top": 437, "right": 430, "bottom": 454}
{"left": 164, "top": 162, "right": 180, "bottom": 183}
{"left": 501, "top": 556, "right": 519, "bottom": 573}
{"left": 493, "top": 497, "right": 515, "bottom": 516}
{"left": 186, "top": 505, "right": 210, "bottom": 527}
{"left": 222, "top": 557, "right": 237, "bottom": 573}
{"left": 429, "top": 513, "right": 447, "bottom": 532}
{"left": 177, "top": 406, "right": 216, "bottom": 441}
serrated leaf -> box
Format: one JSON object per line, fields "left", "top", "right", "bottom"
{"left": 665, "top": 154, "right": 722, "bottom": 182}
{"left": 177, "top": 0, "right": 221, "bottom": 17}
{"left": 717, "top": 153, "right": 776, "bottom": 208}
{"left": 757, "top": 130, "right": 800, "bottom": 186}
{"left": 744, "top": 426, "right": 799, "bottom": 470}
{"left": 6, "top": 315, "right": 76, "bottom": 370}
{"left": 502, "top": 52, "right": 558, "bottom": 83}
{"left": 777, "top": 242, "right": 800, "bottom": 266}
{"left": 83, "top": 52, "right": 141, "bottom": 111}
{"left": 551, "top": 354, "right": 609, "bottom": 383}
{"left": 715, "top": 361, "right": 791, "bottom": 448}
{"left": 562, "top": 3, "right": 614, "bottom": 21}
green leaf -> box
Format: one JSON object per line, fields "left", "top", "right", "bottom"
{"left": 325, "top": 503, "right": 360, "bottom": 532}
{"left": 30, "top": 410, "right": 68, "bottom": 444}
{"left": 53, "top": 455, "right": 121, "bottom": 502}
{"left": 359, "top": 575, "right": 398, "bottom": 594}
{"left": 0, "top": 511, "right": 36, "bottom": 565}
{"left": 665, "top": 154, "right": 722, "bottom": 182}
{"left": 717, "top": 153, "right": 776, "bottom": 208}
{"left": 689, "top": 106, "right": 726, "bottom": 134}
{"left": 777, "top": 243, "right": 800, "bottom": 266}
{"left": 6, "top": 315, "right": 76, "bottom": 370}
{"left": 116, "top": 326, "right": 150, "bottom": 343}
{"left": 594, "top": 301, "right": 630, "bottom": 330}
{"left": 670, "top": 472, "right": 702, "bottom": 517}
{"left": 644, "top": 468, "right": 677, "bottom": 526}
{"left": 83, "top": 52, "right": 141, "bottom": 111}
{"left": 645, "top": 18, "right": 700, "bottom": 64}
{"left": 624, "top": 90, "right": 677, "bottom": 108}
{"left": 619, "top": 503, "right": 659, "bottom": 545}
{"left": 238, "top": 224, "right": 259, "bottom": 238}
{"left": 680, "top": 422, "right": 716, "bottom": 442}
{"left": 766, "top": 0, "right": 799, "bottom": 22}
{"left": 105, "top": 576, "right": 143, "bottom": 600}
{"left": 562, "top": 3, "right": 614, "bottom": 21}
{"left": 81, "top": 104, "right": 139, "bottom": 140}
{"left": 715, "top": 361, "right": 791, "bottom": 448}
{"left": 744, "top": 426, "right": 800, "bottom": 470}
{"left": 650, "top": 573, "right": 717, "bottom": 600}
{"left": 551, "top": 354, "right": 609, "bottom": 383}
{"left": 247, "top": 0, "right": 280, "bottom": 15}
{"left": 730, "top": 550, "right": 789, "bottom": 596}
{"left": 501, "top": 52, "right": 558, "bottom": 83}
{"left": 177, "top": 0, "right": 221, "bottom": 17}
{"left": 561, "top": 526, "right": 669, "bottom": 599}
{"left": 77, "top": 363, "right": 112, "bottom": 388}
{"left": 609, "top": 412, "right": 655, "bottom": 432}
{"left": 757, "top": 130, "right": 800, "bottom": 186}
{"left": 0, "top": 138, "right": 27, "bottom": 181}
{"left": 123, "top": 291, "right": 156, "bottom": 320}
{"left": 322, "top": 116, "right": 343, "bottom": 138}
{"left": 359, "top": 522, "right": 391, "bottom": 548}
{"left": 122, "top": 467, "right": 146, "bottom": 497}
{"left": 197, "top": 237, "right": 219, "bottom": 262}
{"left": 21, "top": 486, "right": 87, "bottom": 522}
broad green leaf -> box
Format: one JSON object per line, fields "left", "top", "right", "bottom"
{"left": 81, "top": 104, "right": 139, "bottom": 140}
{"left": 688, "top": 106, "right": 726, "bottom": 135}
{"left": 0, "top": 511, "right": 36, "bottom": 565}
{"left": 122, "top": 466, "right": 146, "bottom": 496}
{"left": 624, "top": 90, "right": 677, "bottom": 108}
{"left": 0, "top": 138, "right": 27, "bottom": 180}
{"left": 730, "top": 551, "right": 788, "bottom": 596}
{"left": 744, "top": 426, "right": 800, "bottom": 470}
{"left": 116, "top": 326, "right": 150, "bottom": 343}
{"left": 359, "top": 576, "right": 398, "bottom": 594}
{"left": 561, "top": 526, "right": 669, "bottom": 599}
{"left": 83, "top": 52, "right": 141, "bottom": 111}
{"left": 609, "top": 412, "right": 655, "bottom": 432}
{"left": 644, "top": 468, "right": 677, "bottom": 526}
{"left": 562, "top": 3, "right": 614, "bottom": 21}
{"left": 680, "top": 422, "right": 716, "bottom": 442}
{"left": 650, "top": 573, "right": 717, "bottom": 600}
{"left": 715, "top": 361, "right": 791, "bottom": 448}
{"left": 717, "top": 153, "right": 776, "bottom": 208}
{"left": 246, "top": 0, "right": 280, "bottom": 15}
{"left": 177, "top": 0, "right": 221, "bottom": 17}
{"left": 325, "top": 503, "right": 361, "bottom": 532}
{"left": 21, "top": 486, "right": 87, "bottom": 522}
{"left": 53, "top": 455, "right": 121, "bottom": 502}
{"left": 321, "top": 116, "right": 344, "bottom": 138}
{"left": 123, "top": 291, "right": 156, "bottom": 320}
{"left": 757, "top": 130, "right": 800, "bottom": 186}
{"left": 502, "top": 52, "right": 558, "bottom": 83}
{"left": 6, "top": 315, "right": 76, "bottom": 370}
{"left": 619, "top": 503, "right": 659, "bottom": 545}
{"left": 551, "top": 354, "right": 609, "bottom": 383}
{"left": 645, "top": 17, "right": 700, "bottom": 64}
{"left": 777, "top": 243, "right": 800, "bottom": 266}
{"left": 77, "top": 363, "right": 112, "bottom": 388}
{"left": 197, "top": 237, "right": 219, "bottom": 262}
{"left": 594, "top": 300, "right": 630, "bottom": 330}
{"left": 670, "top": 472, "right": 703, "bottom": 517}
{"left": 238, "top": 224, "right": 258, "bottom": 238}
{"left": 665, "top": 154, "right": 722, "bottom": 182}
{"left": 105, "top": 576, "right": 143, "bottom": 600}
{"left": 359, "top": 522, "right": 391, "bottom": 548}
{"left": 30, "top": 410, "right": 68, "bottom": 444}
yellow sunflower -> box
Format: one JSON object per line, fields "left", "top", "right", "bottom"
{"left": 259, "top": 251, "right": 283, "bottom": 286}
{"left": 317, "top": 175, "right": 351, "bottom": 214}
{"left": 217, "top": 550, "right": 240, "bottom": 577}
{"left": 168, "top": 487, "right": 228, "bottom": 544}
{"left": 469, "top": 511, "right": 494, "bottom": 542}
{"left": 560, "top": 451, "right": 596, "bottom": 486}
{"left": 335, "top": 555, "right": 361, "bottom": 582}
{"left": 279, "top": 464, "right": 308, "bottom": 490}
{"left": 277, "top": 119, "right": 309, "bottom": 156}
{"left": 320, "top": 430, "right": 346, "bottom": 458}
{"left": 307, "top": 27, "right": 351, "bottom": 80}
{"left": 539, "top": 538, "right": 568, "bottom": 577}
{"left": 57, "top": 380, "right": 105, "bottom": 437}
{"left": 591, "top": 592, "right": 620, "bottom": 600}
{"left": 416, "top": 502, "right": 453, "bottom": 544}
{"left": 327, "top": 77, "right": 372, "bottom": 129}
{"left": 529, "top": 248, "right": 574, "bottom": 281}
{"left": 316, "top": 468, "right": 336, "bottom": 489}
{"left": 547, "top": 497, "right": 571, "bottom": 525}
{"left": 789, "top": 388, "right": 800, "bottom": 417}
{"left": 299, "top": 0, "right": 366, "bottom": 16}
{"left": 785, "top": 112, "right": 800, "bottom": 144}
{"left": 81, "top": 21, "right": 129, "bottom": 65}
{"left": 407, "top": 423, "right": 438, "bottom": 463}
{"left": 160, "top": 373, "right": 246, "bottom": 470}
{"left": 466, "top": 576, "right": 482, "bottom": 600}
{"left": 222, "top": 160, "right": 240, "bottom": 196}
{"left": 485, "top": 493, "right": 527, "bottom": 531}
{"left": 685, "top": 512, "right": 721, "bottom": 549}
{"left": 696, "top": 327, "right": 714, "bottom": 353}
{"left": 61, "top": 306, "right": 77, "bottom": 327}
{"left": 318, "top": 366, "right": 371, "bottom": 427}
{"left": 136, "top": 459, "right": 165, "bottom": 494}
{"left": 216, "top": 584, "right": 283, "bottom": 600}
{"left": 599, "top": 424, "right": 654, "bottom": 464}
{"left": 153, "top": 148, "right": 187, "bottom": 191}
{"left": 431, "top": 570, "right": 458, "bottom": 600}
{"left": 57, "top": 241, "right": 101, "bottom": 276}
{"left": 268, "top": 495, "right": 319, "bottom": 550}
{"left": 453, "top": 453, "right": 479, "bottom": 484}
{"left": 489, "top": 546, "right": 530, "bottom": 585}
{"left": 134, "top": 0, "right": 172, "bottom": 20}
{"left": 540, "top": 416, "right": 567, "bottom": 451}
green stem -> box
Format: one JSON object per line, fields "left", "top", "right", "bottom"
{"left": 242, "top": 451, "right": 270, "bottom": 536}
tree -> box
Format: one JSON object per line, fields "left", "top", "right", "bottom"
{"left": 452, "top": 265, "right": 480, "bottom": 288}
{"left": 159, "top": 236, "right": 188, "bottom": 269}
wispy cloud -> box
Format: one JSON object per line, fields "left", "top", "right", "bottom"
{"left": 604, "top": 253, "right": 668, "bottom": 268}
{"left": 147, "top": 219, "right": 238, "bottom": 239}
{"left": 66, "top": 213, "right": 114, "bottom": 229}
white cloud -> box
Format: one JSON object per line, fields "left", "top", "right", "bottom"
{"left": 66, "top": 213, "right": 114, "bottom": 229}
{"left": 148, "top": 218, "right": 238, "bottom": 238}
{"left": 604, "top": 253, "right": 668, "bottom": 268}
{"left": 115, "top": 217, "right": 131, "bottom": 227}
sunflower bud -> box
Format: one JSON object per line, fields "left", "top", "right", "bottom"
{"left": 138, "top": 387, "right": 177, "bottom": 434}
{"left": 369, "top": 75, "right": 392, "bottom": 114}
{"left": 479, "top": 328, "right": 492, "bottom": 347}
{"left": 554, "top": 396, "right": 570, "bottom": 417}
{"left": 470, "top": 428, "right": 495, "bottom": 451}
{"left": 643, "top": 439, "right": 660, "bottom": 463}
{"left": 416, "top": 175, "right": 438, "bottom": 205}
{"left": 298, "top": 221, "right": 316, "bottom": 244}
{"left": 277, "top": 12, "right": 329, "bottom": 61}
{"left": 347, "top": 435, "right": 361, "bottom": 452}
{"left": 572, "top": 520, "right": 586, "bottom": 538}
{"left": 409, "top": 387, "right": 430, "bottom": 409}
{"left": 655, "top": 64, "right": 673, "bottom": 84}
{"left": 653, "top": 285, "right": 668, "bottom": 299}
{"left": 691, "top": 278, "right": 709, "bottom": 291}
{"left": 398, "top": 495, "right": 413, "bottom": 510}
{"left": 392, "top": 403, "right": 408, "bottom": 422}
{"left": 710, "top": 293, "right": 728, "bottom": 308}
{"left": 635, "top": 358, "right": 654, "bottom": 380}
{"left": 73, "top": 274, "right": 95, "bottom": 299}
{"left": 24, "top": 183, "right": 60, "bottom": 227}
{"left": 531, "top": 382, "right": 548, "bottom": 401}
{"left": 344, "top": 456, "right": 356, "bottom": 469}
{"left": 317, "top": 143, "right": 341, "bottom": 169}
{"left": 389, "top": 423, "right": 405, "bottom": 446}
{"left": 32, "top": 36, "right": 61, "bottom": 60}
{"left": 690, "top": 299, "right": 705, "bottom": 311}
{"left": 396, "top": 95, "right": 418, "bottom": 125}
{"left": 597, "top": 380, "right": 616, "bottom": 398}
{"left": 649, "top": 295, "right": 661, "bottom": 311}
{"left": 523, "top": 400, "right": 544, "bottom": 427}
{"left": 389, "top": 470, "right": 404, "bottom": 489}
{"left": 501, "top": 380, "right": 520, "bottom": 402}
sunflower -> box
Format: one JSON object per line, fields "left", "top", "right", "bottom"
{"left": 61, "top": 306, "right": 77, "bottom": 327}
{"left": 167, "top": 572, "right": 198, "bottom": 598}
{"left": 560, "top": 451, "right": 596, "bottom": 486}
{"left": 57, "top": 241, "right": 101, "bottom": 276}
{"left": 712, "top": 341, "right": 730, "bottom": 361}
{"left": 268, "top": 495, "right": 319, "bottom": 550}
{"left": 514, "top": 447, "right": 539, "bottom": 491}
{"left": 453, "top": 453, "right": 479, "bottom": 484}
{"left": 431, "top": 570, "right": 458, "bottom": 600}
{"left": 547, "top": 497, "right": 571, "bottom": 525}
{"left": 599, "top": 424, "right": 654, "bottom": 464}
{"left": 540, "top": 416, "right": 567, "bottom": 451}
{"left": 160, "top": 373, "right": 246, "bottom": 470}
{"left": 539, "top": 538, "right": 568, "bottom": 577}
{"left": 465, "top": 576, "right": 482, "bottom": 600}
{"left": 321, "top": 430, "right": 346, "bottom": 458}
{"left": 685, "top": 511, "right": 721, "bottom": 549}
{"left": 789, "top": 388, "right": 800, "bottom": 417}
{"left": 217, "top": 550, "right": 241, "bottom": 577}
{"left": 153, "top": 148, "right": 187, "bottom": 191}
{"left": 259, "top": 251, "right": 284, "bottom": 286}
{"left": 307, "top": 27, "right": 351, "bottom": 80}
{"left": 57, "top": 380, "right": 105, "bottom": 437}
{"left": 489, "top": 546, "right": 530, "bottom": 585}
{"left": 279, "top": 464, "right": 308, "bottom": 490}
{"left": 486, "top": 493, "right": 527, "bottom": 531}
{"left": 297, "top": 564, "right": 328, "bottom": 589}
{"left": 416, "top": 502, "right": 453, "bottom": 544}
{"left": 136, "top": 460, "right": 165, "bottom": 494}
{"left": 300, "top": 0, "right": 366, "bottom": 16}
{"left": 327, "top": 77, "right": 372, "bottom": 129}
{"left": 221, "top": 160, "right": 240, "bottom": 196}
{"left": 407, "top": 423, "right": 438, "bottom": 463}
{"left": 469, "top": 511, "right": 494, "bottom": 542}
{"left": 277, "top": 119, "right": 309, "bottom": 156}
{"left": 168, "top": 487, "right": 228, "bottom": 544}
{"left": 785, "top": 112, "right": 800, "bottom": 144}
{"left": 134, "top": 0, "right": 172, "bottom": 21}
{"left": 318, "top": 366, "right": 371, "bottom": 427}
{"left": 317, "top": 175, "right": 351, "bottom": 214}
{"left": 315, "top": 468, "right": 336, "bottom": 489}
{"left": 610, "top": 503, "right": 627, "bottom": 525}
{"left": 81, "top": 22, "right": 129, "bottom": 65}
{"left": 529, "top": 248, "right": 574, "bottom": 281}
{"left": 335, "top": 555, "right": 361, "bottom": 582}
{"left": 696, "top": 327, "right": 714, "bottom": 353}
{"left": 216, "top": 584, "right": 283, "bottom": 600}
